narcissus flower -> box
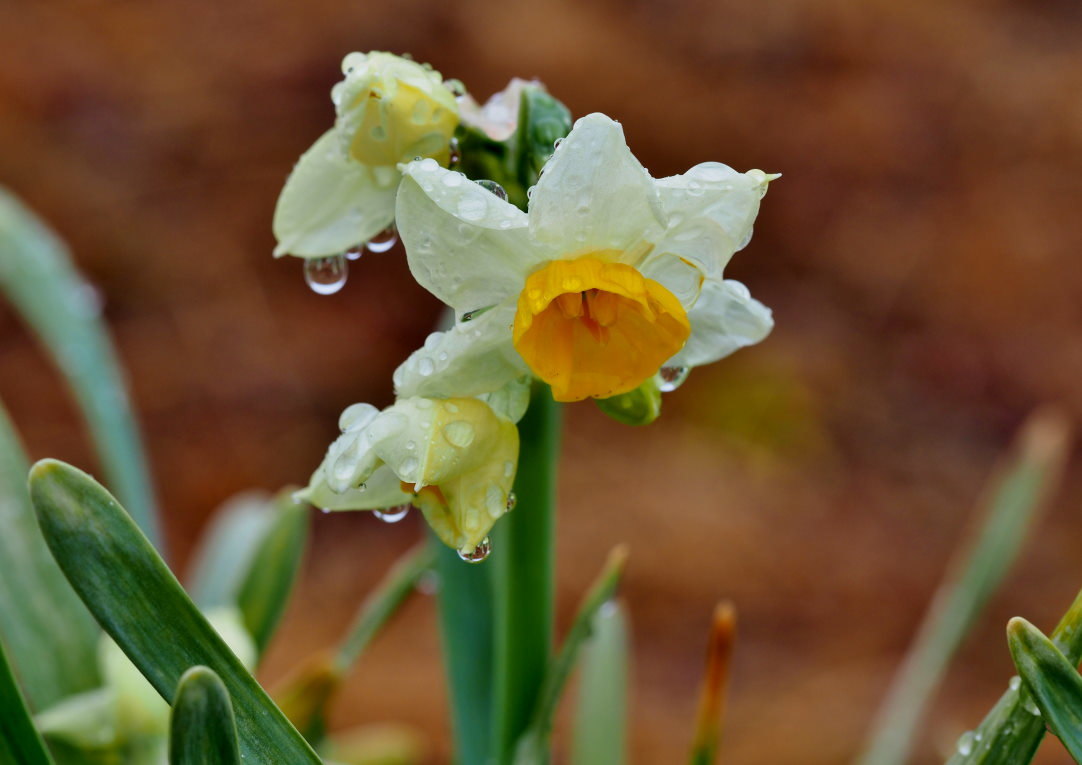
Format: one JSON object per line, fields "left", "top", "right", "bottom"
{"left": 273, "top": 52, "right": 459, "bottom": 259}
{"left": 392, "top": 113, "right": 775, "bottom": 404}
{"left": 298, "top": 394, "right": 522, "bottom": 554}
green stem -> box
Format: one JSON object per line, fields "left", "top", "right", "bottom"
{"left": 491, "top": 383, "right": 562, "bottom": 763}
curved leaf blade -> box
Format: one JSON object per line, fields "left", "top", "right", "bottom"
{"left": 0, "top": 638, "right": 56, "bottom": 765}
{"left": 169, "top": 666, "right": 241, "bottom": 765}
{"left": 1008, "top": 618, "right": 1082, "bottom": 762}
{"left": 0, "top": 400, "right": 99, "bottom": 709}
{"left": 28, "top": 459, "right": 320, "bottom": 765}
{"left": 235, "top": 491, "right": 309, "bottom": 655}
{"left": 570, "top": 599, "right": 630, "bottom": 765}
{"left": 0, "top": 188, "right": 160, "bottom": 549}
{"left": 186, "top": 492, "right": 276, "bottom": 609}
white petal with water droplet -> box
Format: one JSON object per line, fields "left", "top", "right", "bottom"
{"left": 665, "top": 279, "right": 773, "bottom": 369}
{"left": 273, "top": 128, "right": 397, "bottom": 258}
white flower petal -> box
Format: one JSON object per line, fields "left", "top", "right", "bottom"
{"left": 301, "top": 463, "right": 411, "bottom": 512}
{"left": 478, "top": 375, "right": 532, "bottom": 423}
{"left": 651, "top": 164, "right": 774, "bottom": 278}
{"left": 667, "top": 279, "right": 773, "bottom": 368}
{"left": 638, "top": 252, "right": 705, "bottom": 309}
{"left": 396, "top": 160, "right": 544, "bottom": 313}
{"left": 528, "top": 113, "right": 664, "bottom": 255}
{"left": 272, "top": 128, "right": 397, "bottom": 258}
{"left": 393, "top": 302, "right": 528, "bottom": 399}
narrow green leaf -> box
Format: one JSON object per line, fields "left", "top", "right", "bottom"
{"left": 492, "top": 383, "right": 562, "bottom": 764}
{"left": 688, "top": 602, "right": 738, "bottom": 765}
{"left": 570, "top": 599, "right": 630, "bottom": 765}
{"left": 186, "top": 492, "right": 276, "bottom": 609}
{"left": 0, "top": 400, "right": 99, "bottom": 709}
{"left": 1007, "top": 618, "right": 1082, "bottom": 762}
{"left": 275, "top": 543, "right": 435, "bottom": 741}
{"left": 0, "top": 637, "right": 56, "bottom": 765}
{"left": 28, "top": 459, "right": 321, "bottom": 765}
{"left": 235, "top": 490, "right": 309, "bottom": 655}
{"left": 169, "top": 666, "right": 241, "bottom": 765}
{"left": 946, "top": 587, "right": 1082, "bottom": 764}
{"left": 854, "top": 408, "right": 1070, "bottom": 765}
{"left": 0, "top": 188, "right": 160, "bottom": 549}
{"left": 513, "top": 546, "right": 629, "bottom": 765}
{"left": 434, "top": 535, "right": 495, "bottom": 764}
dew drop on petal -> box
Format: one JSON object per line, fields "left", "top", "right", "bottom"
{"left": 366, "top": 226, "right": 398, "bottom": 253}
{"left": 449, "top": 137, "right": 461, "bottom": 167}
{"left": 345, "top": 247, "right": 363, "bottom": 261}
{"left": 418, "top": 357, "right": 435, "bottom": 376}
{"left": 303, "top": 255, "right": 348, "bottom": 295}
{"left": 374, "top": 505, "right": 410, "bottom": 523}
{"left": 458, "top": 536, "right": 491, "bottom": 563}
{"left": 505, "top": 492, "right": 517, "bottom": 511}
{"left": 320, "top": 507, "right": 332, "bottom": 514}
{"left": 443, "top": 420, "right": 476, "bottom": 448}
{"left": 657, "top": 366, "right": 690, "bottom": 392}
{"left": 475, "top": 179, "right": 508, "bottom": 201}
{"left": 1009, "top": 676, "right": 1021, "bottom": 691}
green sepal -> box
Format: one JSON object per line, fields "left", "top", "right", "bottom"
{"left": 169, "top": 666, "right": 241, "bottom": 765}
{"left": 454, "top": 85, "right": 572, "bottom": 211}
{"left": 595, "top": 379, "right": 662, "bottom": 427}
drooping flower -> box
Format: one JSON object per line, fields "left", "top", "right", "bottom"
{"left": 298, "top": 392, "right": 523, "bottom": 554}
{"left": 391, "top": 113, "right": 776, "bottom": 404}
{"left": 273, "top": 52, "right": 460, "bottom": 259}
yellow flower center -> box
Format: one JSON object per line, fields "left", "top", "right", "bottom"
{"left": 343, "top": 82, "right": 458, "bottom": 167}
{"left": 512, "top": 257, "right": 691, "bottom": 402}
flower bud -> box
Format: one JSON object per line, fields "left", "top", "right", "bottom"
{"left": 595, "top": 377, "right": 662, "bottom": 426}
{"left": 332, "top": 52, "right": 459, "bottom": 167}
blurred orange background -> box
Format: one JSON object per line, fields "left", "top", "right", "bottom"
{"left": 2, "top": 0, "right": 1082, "bottom": 762}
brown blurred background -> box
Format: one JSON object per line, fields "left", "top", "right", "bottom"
{"left": 3, "top": 0, "right": 1082, "bottom": 762}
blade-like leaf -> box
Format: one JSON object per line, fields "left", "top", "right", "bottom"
{"left": 513, "top": 546, "right": 629, "bottom": 765}
{"left": 186, "top": 492, "right": 276, "bottom": 609}
{"left": 274, "top": 543, "right": 435, "bottom": 741}
{"left": 28, "top": 459, "right": 320, "bottom": 765}
{"left": 0, "top": 637, "right": 56, "bottom": 765}
{"left": 169, "top": 666, "right": 241, "bottom": 765}
{"left": 1008, "top": 618, "right": 1082, "bottom": 763}
{"left": 0, "top": 188, "right": 160, "bottom": 549}
{"left": 0, "top": 400, "right": 99, "bottom": 709}
{"left": 855, "top": 408, "right": 1070, "bottom": 765}
{"left": 235, "top": 491, "right": 309, "bottom": 655}
{"left": 570, "top": 599, "right": 630, "bottom": 765}
{"left": 689, "top": 602, "right": 737, "bottom": 765}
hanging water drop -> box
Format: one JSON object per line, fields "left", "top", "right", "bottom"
{"left": 458, "top": 536, "right": 492, "bottom": 563}
{"left": 448, "top": 137, "right": 461, "bottom": 167}
{"left": 303, "top": 255, "right": 348, "bottom": 295}
{"left": 344, "top": 246, "right": 363, "bottom": 261}
{"left": 475, "top": 179, "right": 508, "bottom": 201}
{"left": 320, "top": 507, "right": 332, "bottom": 514}
{"left": 956, "top": 731, "right": 975, "bottom": 756}
{"left": 657, "top": 366, "right": 690, "bottom": 392}
{"left": 366, "top": 226, "right": 398, "bottom": 253}
{"left": 505, "top": 492, "right": 517, "bottom": 511}
{"left": 374, "top": 505, "right": 410, "bottom": 523}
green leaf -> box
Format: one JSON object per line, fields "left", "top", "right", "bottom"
{"left": 235, "top": 490, "right": 309, "bottom": 655}
{"left": 492, "top": 383, "right": 562, "bottom": 764}
{"left": 28, "top": 459, "right": 321, "bottom": 765}
{"left": 186, "top": 492, "right": 276, "bottom": 609}
{"left": 513, "top": 546, "right": 629, "bottom": 765}
{"left": 570, "top": 599, "right": 630, "bottom": 765}
{"left": 0, "top": 399, "right": 100, "bottom": 709}
{"left": 1007, "top": 618, "right": 1082, "bottom": 762}
{"left": 455, "top": 85, "right": 572, "bottom": 211}
{"left": 853, "top": 408, "right": 1070, "bottom": 765}
{"left": 169, "top": 666, "right": 241, "bottom": 765}
{"left": 0, "top": 188, "right": 161, "bottom": 550}
{"left": 275, "top": 544, "right": 435, "bottom": 741}
{"left": 0, "top": 637, "right": 56, "bottom": 765}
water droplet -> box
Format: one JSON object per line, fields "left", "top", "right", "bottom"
{"left": 457, "top": 194, "right": 488, "bottom": 221}
{"left": 339, "top": 402, "right": 379, "bottom": 432}
{"left": 345, "top": 247, "right": 363, "bottom": 261}
{"left": 956, "top": 731, "right": 975, "bottom": 756}
{"left": 458, "top": 537, "right": 491, "bottom": 563}
{"left": 366, "top": 226, "right": 398, "bottom": 253}
{"left": 405, "top": 440, "right": 417, "bottom": 451}
{"left": 303, "top": 255, "right": 348, "bottom": 295}
{"left": 443, "top": 420, "right": 476, "bottom": 448}
{"left": 1023, "top": 696, "right": 1041, "bottom": 716}
{"left": 506, "top": 492, "right": 517, "bottom": 511}
{"left": 475, "top": 179, "right": 508, "bottom": 201}
{"left": 374, "top": 505, "right": 410, "bottom": 523}
{"left": 1009, "top": 676, "right": 1021, "bottom": 691}
{"left": 418, "top": 357, "right": 435, "bottom": 376}
{"left": 657, "top": 366, "right": 690, "bottom": 392}
{"left": 449, "top": 137, "right": 461, "bottom": 167}
{"left": 400, "top": 457, "right": 419, "bottom": 480}
{"left": 320, "top": 507, "right": 332, "bottom": 514}
{"left": 554, "top": 137, "right": 563, "bottom": 149}
{"left": 504, "top": 460, "right": 515, "bottom": 478}
{"left": 736, "top": 226, "right": 754, "bottom": 252}
{"left": 442, "top": 172, "right": 464, "bottom": 188}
